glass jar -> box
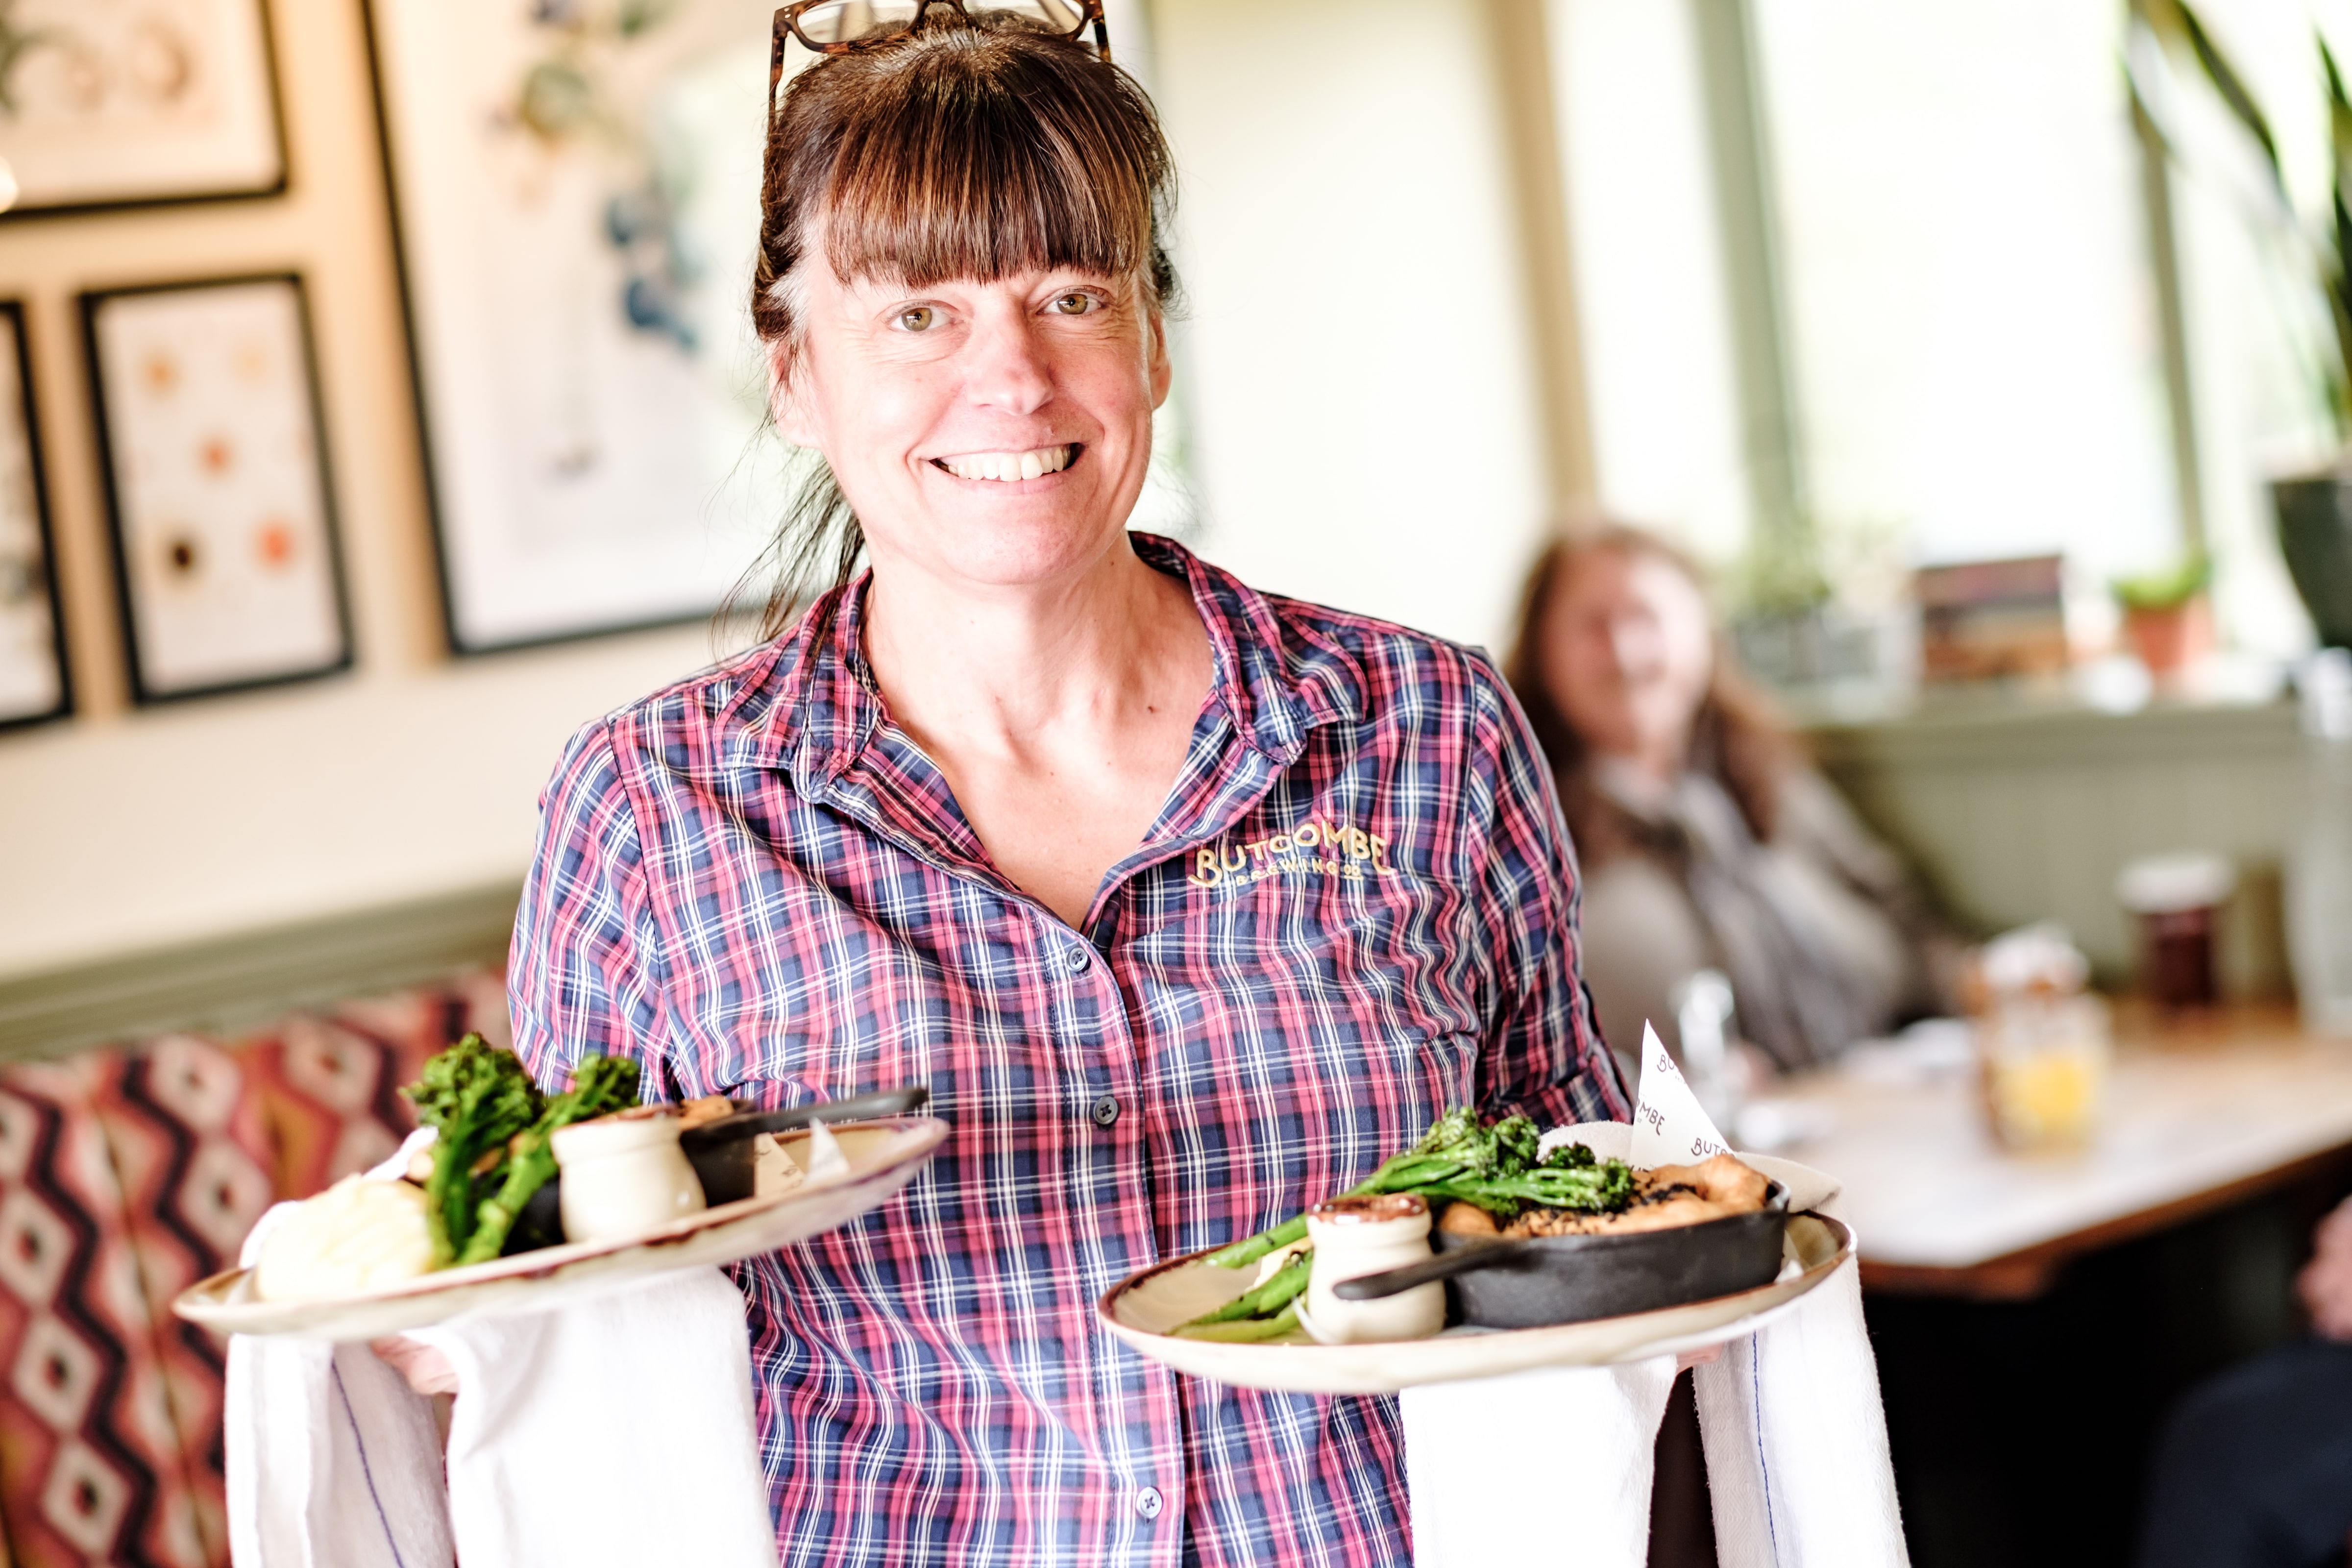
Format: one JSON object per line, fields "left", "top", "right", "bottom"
{"left": 1979, "top": 992, "right": 2110, "bottom": 1149}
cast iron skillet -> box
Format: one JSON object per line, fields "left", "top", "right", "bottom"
{"left": 501, "top": 1084, "right": 933, "bottom": 1254}
{"left": 1330, "top": 1183, "right": 1789, "bottom": 1329}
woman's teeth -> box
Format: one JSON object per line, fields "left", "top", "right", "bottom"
{"left": 935, "top": 445, "right": 1076, "bottom": 483}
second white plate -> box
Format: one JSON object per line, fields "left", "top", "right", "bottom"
{"left": 175, "top": 1117, "right": 948, "bottom": 1341}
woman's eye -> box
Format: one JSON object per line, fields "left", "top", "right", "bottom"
{"left": 1051, "top": 293, "right": 1097, "bottom": 316}
{"left": 896, "top": 306, "right": 938, "bottom": 332}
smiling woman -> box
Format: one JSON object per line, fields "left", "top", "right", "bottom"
{"left": 495, "top": 9, "right": 1628, "bottom": 1568}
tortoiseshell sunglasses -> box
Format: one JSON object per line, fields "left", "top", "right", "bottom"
{"left": 772, "top": 0, "right": 1110, "bottom": 100}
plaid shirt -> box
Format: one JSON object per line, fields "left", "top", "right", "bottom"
{"left": 510, "top": 535, "right": 1628, "bottom": 1568}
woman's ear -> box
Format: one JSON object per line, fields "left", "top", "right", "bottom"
{"left": 768, "top": 336, "right": 822, "bottom": 448}
{"left": 1147, "top": 308, "right": 1173, "bottom": 411}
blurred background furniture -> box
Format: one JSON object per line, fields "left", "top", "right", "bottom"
{"left": 0, "top": 971, "right": 499, "bottom": 1568}
{"left": 1768, "top": 1004, "right": 2352, "bottom": 1568}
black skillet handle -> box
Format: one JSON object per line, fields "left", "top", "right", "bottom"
{"left": 1330, "top": 1241, "right": 1521, "bottom": 1301}
{"left": 682, "top": 1084, "right": 932, "bottom": 1148}
{"left": 771, "top": 1084, "right": 932, "bottom": 1127}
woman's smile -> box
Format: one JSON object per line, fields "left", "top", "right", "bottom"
{"left": 930, "top": 442, "right": 1082, "bottom": 485}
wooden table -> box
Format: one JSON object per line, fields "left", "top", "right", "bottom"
{"left": 1771, "top": 1006, "right": 2352, "bottom": 1298}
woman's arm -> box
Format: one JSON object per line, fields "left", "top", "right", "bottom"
{"left": 508, "top": 720, "right": 674, "bottom": 1098}
{"left": 1462, "top": 654, "right": 1634, "bottom": 1126}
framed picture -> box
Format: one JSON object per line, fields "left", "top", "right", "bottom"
{"left": 366, "top": 0, "right": 787, "bottom": 652}
{"left": 0, "top": 301, "right": 68, "bottom": 730}
{"left": 0, "top": 0, "right": 287, "bottom": 218}
{"left": 83, "top": 274, "right": 351, "bottom": 703}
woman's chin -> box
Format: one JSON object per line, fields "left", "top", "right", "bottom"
{"left": 882, "top": 499, "right": 1143, "bottom": 591}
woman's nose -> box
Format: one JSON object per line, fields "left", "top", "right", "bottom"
{"left": 1608, "top": 615, "right": 1665, "bottom": 675}
{"left": 960, "top": 311, "right": 1054, "bottom": 415}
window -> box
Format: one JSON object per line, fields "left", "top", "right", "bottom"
{"left": 1552, "top": 0, "right": 2344, "bottom": 663}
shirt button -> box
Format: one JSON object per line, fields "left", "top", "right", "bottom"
{"left": 1134, "top": 1486, "right": 1164, "bottom": 1520}
{"left": 1066, "top": 944, "right": 1093, "bottom": 974}
{"left": 1091, "top": 1095, "right": 1121, "bottom": 1127}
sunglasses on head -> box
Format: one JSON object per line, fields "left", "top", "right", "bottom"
{"left": 772, "top": 0, "right": 1111, "bottom": 98}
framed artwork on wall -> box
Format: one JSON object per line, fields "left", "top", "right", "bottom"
{"left": 0, "top": 0, "right": 287, "bottom": 218}
{"left": 83, "top": 274, "right": 351, "bottom": 703}
{"left": 0, "top": 300, "right": 69, "bottom": 730}
{"left": 365, "top": 0, "right": 788, "bottom": 652}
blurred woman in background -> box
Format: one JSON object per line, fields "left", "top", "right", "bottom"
{"left": 1505, "top": 524, "right": 1962, "bottom": 1073}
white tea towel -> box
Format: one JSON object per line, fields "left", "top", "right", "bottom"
{"left": 226, "top": 1333, "right": 454, "bottom": 1568}
{"left": 409, "top": 1267, "right": 778, "bottom": 1568}
{"left": 1401, "top": 1355, "right": 1679, "bottom": 1568}
{"left": 1398, "top": 1255, "right": 1906, "bottom": 1568}
{"left": 1693, "top": 1258, "right": 1909, "bottom": 1568}
{"left": 226, "top": 1132, "right": 780, "bottom": 1568}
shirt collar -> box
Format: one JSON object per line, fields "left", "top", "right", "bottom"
{"left": 739, "top": 533, "right": 1365, "bottom": 791}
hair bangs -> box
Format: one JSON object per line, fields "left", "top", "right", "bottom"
{"left": 816, "top": 42, "right": 1159, "bottom": 292}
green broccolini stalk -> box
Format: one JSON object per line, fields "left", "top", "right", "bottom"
{"left": 456, "top": 1054, "right": 642, "bottom": 1266}
{"left": 1174, "top": 1299, "right": 1303, "bottom": 1343}
{"left": 1204, "top": 1109, "right": 1635, "bottom": 1270}
{"left": 402, "top": 1034, "right": 544, "bottom": 1267}
{"left": 1176, "top": 1253, "right": 1311, "bottom": 1333}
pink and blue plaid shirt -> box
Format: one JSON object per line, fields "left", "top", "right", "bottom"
{"left": 510, "top": 535, "right": 1628, "bottom": 1568}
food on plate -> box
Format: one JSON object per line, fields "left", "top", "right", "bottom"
{"left": 254, "top": 1176, "right": 435, "bottom": 1300}
{"left": 462, "top": 1055, "right": 643, "bottom": 1263}
{"left": 1497, "top": 1153, "right": 1770, "bottom": 1237}
{"left": 1205, "top": 1107, "right": 1637, "bottom": 1272}
{"left": 400, "top": 1034, "right": 642, "bottom": 1266}
{"left": 1174, "top": 1251, "right": 1312, "bottom": 1341}
{"left": 1180, "top": 1110, "right": 1637, "bottom": 1338}
{"left": 1176, "top": 1112, "right": 1780, "bottom": 1341}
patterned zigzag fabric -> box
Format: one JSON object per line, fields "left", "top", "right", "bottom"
{"left": 0, "top": 971, "right": 508, "bottom": 1568}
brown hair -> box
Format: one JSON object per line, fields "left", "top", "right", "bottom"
{"left": 1502, "top": 525, "right": 1796, "bottom": 860}
{"left": 740, "top": 10, "right": 1179, "bottom": 637}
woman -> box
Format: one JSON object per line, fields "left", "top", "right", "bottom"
{"left": 1504, "top": 525, "right": 1960, "bottom": 1072}
{"left": 507, "top": 9, "right": 1626, "bottom": 1566}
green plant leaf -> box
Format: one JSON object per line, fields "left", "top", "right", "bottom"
{"left": 2112, "top": 555, "right": 2212, "bottom": 612}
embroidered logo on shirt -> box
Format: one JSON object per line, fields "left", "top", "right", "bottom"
{"left": 1185, "top": 819, "right": 1400, "bottom": 890}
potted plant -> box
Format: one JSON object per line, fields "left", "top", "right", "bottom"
{"left": 2138, "top": 3, "right": 2352, "bottom": 645}
{"left": 2112, "top": 555, "right": 2215, "bottom": 682}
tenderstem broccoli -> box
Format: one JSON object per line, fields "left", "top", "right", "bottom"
{"left": 456, "top": 1054, "right": 641, "bottom": 1265}
{"left": 1204, "top": 1109, "right": 1634, "bottom": 1270}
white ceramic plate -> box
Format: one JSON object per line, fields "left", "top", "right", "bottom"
{"left": 1098, "top": 1139, "right": 1853, "bottom": 1396}
{"left": 174, "top": 1117, "right": 949, "bottom": 1341}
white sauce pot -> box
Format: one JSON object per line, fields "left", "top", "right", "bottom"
{"left": 1303, "top": 1193, "right": 1445, "bottom": 1344}
{"left": 552, "top": 1107, "right": 707, "bottom": 1246}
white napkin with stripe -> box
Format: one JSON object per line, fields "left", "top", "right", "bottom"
{"left": 1400, "top": 1034, "right": 1907, "bottom": 1566}
{"left": 226, "top": 1131, "right": 780, "bottom": 1568}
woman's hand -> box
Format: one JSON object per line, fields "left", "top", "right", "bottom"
{"left": 370, "top": 1335, "right": 460, "bottom": 1396}
{"left": 2298, "top": 1196, "right": 2352, "bottom": 1342}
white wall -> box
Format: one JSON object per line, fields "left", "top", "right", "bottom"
{"left": 0, "top": 0, "right": 720, "bottom": 982}
{"left": 0, "top": 0, "right": 1561, "bottom": 983}
{"left": 1150, "top": 0, "right": 1555, "bottom": 655}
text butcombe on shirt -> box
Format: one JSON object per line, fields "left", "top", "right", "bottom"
{"left": 510, "top": 534, "right": 1629, "bottom": 1568}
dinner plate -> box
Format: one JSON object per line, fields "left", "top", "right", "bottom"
{"left": 1099, "top": 1136, "right": 1852, "bottom": 1396}
{"left": 174, "top": 1117, "right": 949, "bottom": 1341}
{"left": 1102, "top": 1210, "right": 1851, "bottom": 1394}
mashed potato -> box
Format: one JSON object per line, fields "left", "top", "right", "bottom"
{"left": 255, "top": 1176, "right": 436, "bottom": 1300}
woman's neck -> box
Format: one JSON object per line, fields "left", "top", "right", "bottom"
{"left": 861, "top": 535, "right": 1203, "bottom": 756}
{"left": 1592, "top": 732, "right": 1690, "bottom": 798}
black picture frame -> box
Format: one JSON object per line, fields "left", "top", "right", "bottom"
{"left": 0, "top": 299, "right": 72, "bottom": 734}
{"left": 82, "top": 272, "right": 354, "bottom": 706}
{"left": 0, "top": 0, "right": 290, "bottom": 223}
